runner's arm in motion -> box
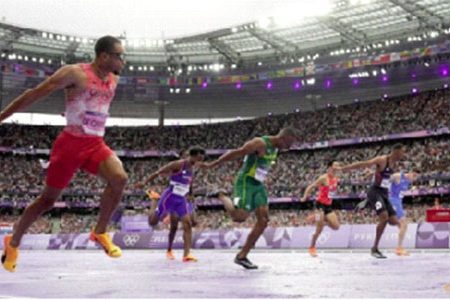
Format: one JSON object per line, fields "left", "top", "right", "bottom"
{"left": 0, "top": 65, "right": 77, "bottom": 122}
{"left": 301, "top": 175, "right": 324, "bottom": 202}
{"left": 205, "top": 138, "right": 264, "bottom": 169}
{"left": 337, "top": 157, "right": 382, "bottom": 172}
{"left": 142, "top": 160, "right": 183, "bottom": 186}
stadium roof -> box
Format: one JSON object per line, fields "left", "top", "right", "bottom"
{"left": 1, "top": 0, "right": 449, "bottom": 67}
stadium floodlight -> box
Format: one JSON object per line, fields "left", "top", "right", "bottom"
{"left": 24, "top": 56, "right": 28, "bottom": 61}
{"left": 235, "top": 82, "right": 242, "bottom": 89}
{"left": 372, "top": 70, "right": 378, "bottom": 76}
{"left": 306, "top": 78, "right": 316, "bottom": 85}
{"left": 381, "top": 68, "right": 386, "bottom": 75}
{"left": 266, "top": 81, "right": 273, "bottom": 89}
{"left": 149, "top": 66, "right": 154, "bottom": 71}
{"left": 17, "top": 55, "right": 23, "bottom": 60}
{"left": 231, "top": 27, "right": 238, "bottom": 33}
{"left": 175, "top": 88, "right": 180, "bottom": 94}
{"left": 32, "top": 57, "right": 37, "bottom": 62}
{"left": 129, "top": 66, "right": 134, "bottom": 71}
{"left": 169, "top": 88, "right": 174, "bottom": 94}
{"left": 49, "top": 33, "right": 53, "bottom": 39}
{"left": 185, "top": 88, "right": 191, "bottom": 94}
{"left": 258, "top": 62, "right": 262, "bottom": 66}
{"left": 231, "top": 64, "right": 237, "bottom": 69}
{"left": 42, "top": 32, "right": 47, "bottom": 38}
{"left": 211, "top": 64, "right": 220, "bottom": 71}
{"left": 39, "top": 58, "right": 44, "bottom": 63}
{"left": 202, "top": 81, "right": 208, "bottom": 88}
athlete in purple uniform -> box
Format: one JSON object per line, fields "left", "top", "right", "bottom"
{"left": 142, "top": 146, "right": 205, "bottom": 262}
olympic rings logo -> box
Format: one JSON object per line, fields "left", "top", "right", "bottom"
{"left": 122, "top": 234, "right": 141, "bottom": 247}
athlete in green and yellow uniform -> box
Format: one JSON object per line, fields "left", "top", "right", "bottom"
{"left": 204, "top": 127, "right": 300, "bottom": 269}
{"left": 233, "top": 135, "right": 278, "bottom": 211}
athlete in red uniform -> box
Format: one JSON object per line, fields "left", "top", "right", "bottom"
{"left": 301, "top": 161, "right": 341, "bottom": 257}
{"left": 0, "top": 36, "right": 127, "bottom": 272}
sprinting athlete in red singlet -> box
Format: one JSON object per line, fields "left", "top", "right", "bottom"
{"left": 301, "top": 161, "right": 341, "bottom": 257}
{"left": 0, "top": 36, "right": 126, "bottom": 272}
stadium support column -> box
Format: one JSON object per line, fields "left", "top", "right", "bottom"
{"left": 154, "top": 100, "right": 169, "bottom": 128}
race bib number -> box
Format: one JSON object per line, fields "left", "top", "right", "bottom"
{"left": 254, "top": 167, "right": 269, "bottom": 182}
{"left": 172, "top": 183, "right": 190, "bottom": 197}
{"left": 381, "top": 179, "right": 391, "bottom": 190}
{"left": 82, "top": 111, "right": 108, "bottom": 136}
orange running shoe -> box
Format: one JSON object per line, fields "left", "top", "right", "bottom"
{"left": 395, "top": 247, "right": 410, "bottom": 256}
{"left": 166, "top": 250, "right": 176, "bottom": 260}
{"left": 308, "top": 247, "right": 318, "bottom": 257}
{"left": 182, "top": 253, "right": 198, "bottom": 262}
{"left": 90, "top": 232, "right": 122, "bottom": 258}
{"left": 1, "top": 235, "right": 18, "bottom": 272}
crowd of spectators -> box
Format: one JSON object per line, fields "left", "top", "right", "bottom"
{"left": 1, "top": 137, "right": 448, "bottom": 206}
{"left": 0, "top": 88, "right": 449, "bottom": 151}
